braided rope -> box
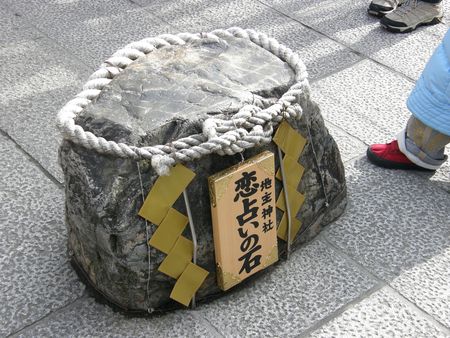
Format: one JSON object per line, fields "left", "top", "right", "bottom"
{"left": 57, "top": 27, "right": 309, "bottom": 175}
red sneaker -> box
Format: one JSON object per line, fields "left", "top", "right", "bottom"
{"left": 366, "top": 140, "right": 427, "bottom": 170}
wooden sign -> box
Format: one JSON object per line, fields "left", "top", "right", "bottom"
{"left": 208, "top": 151, "right": 278, "bottom": 291}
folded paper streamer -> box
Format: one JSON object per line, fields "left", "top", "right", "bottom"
{"left": 275, "top": 154, "right": 305, "bottom": 188}
{"left": 158, "top": 236, "right": 193, "bottom": 279}
{"left": 273, "top": 120, "right": 307, "bottom": 157}
{"left": 170, "top": 262, "right": 209, "bottom": 307}
{"left": 277, "top": 213, "right": 302, "bottom": 242}
{"left": 272, "top": 121, "right": 307, "bottom": 243}
{"left": 138, "top": 164, "right": 208, "bottom": 306}
{"left": 138, "top": 164, "right": 196, "bottom": 224}
{"left": 149, "top": 208, "right": 188, "bottom": 254}
{"left": 276, "top": 185, "right": 305, "bottom": 214}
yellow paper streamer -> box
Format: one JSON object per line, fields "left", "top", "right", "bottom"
{"left": 277, "top": 213, "right": 302, "bottom": 242}
{"left": 158, "top": 236, "right": 193, "bottom": 279}
{"left": 148, "top": 208, "right": 188, "bottom": 254}
{"left": 276, "top": 184, "right": 305, "bottom": 215}
{"left": 275, "top": 154, "right": 305, "bottom": 188}
{"left": 170, "top": 262, "right": 209, "bottom": 307}
{"left": 273, "top": 120, "right": 306, "bottom": 157}
{"left": 138, "top": 164, "right": 195, "bottom": 225}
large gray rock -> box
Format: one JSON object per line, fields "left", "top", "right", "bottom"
{"left": 59, "top": 36, "right": 347, "bottom": 312}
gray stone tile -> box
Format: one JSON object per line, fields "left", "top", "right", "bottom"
{"left": 368, "top": 27, "right": 447, "bottom": 81}
{"left": 324, "top": 158, "right": 450, "bottom": 281}
{"left": 0, "top": 133, "right": 85, "bottom": 337}
{"left": 198, "top": 238, "right": 377, "bottom": 337}
{"left": 324, "top": 121, "right": 367, "bottom": 163}
{"left": 0, "top": 86, "right": 81, "bottom": 183}
{"left": 263, "top": 0, "right": 448, "bottom": 80}
{"left": 45, "top": 8, "right": 172, "bottom": 68}
{"left": 0, "top": 37, "right": 91, "bottom": 182}
{"left": 3, "top": 0, "right": 172, "bottom": 67}
{"left": 416, "top": 144, "right": 450, "bottom": 193}
{"left": 391, "top": 247, "right": 450, "bottom": 328}
{"left": 140, "top": 0, "right": 362, "bottom": 80}
{"left": 134, "top": 0, "right": 216, "bottom": 32}
{"left": 17, "top": 296, "right": 220, "bottom": 338}
{"left": 0, "top": 7, "right": 41, "bottom": 45}
{"left": 0, "top": 38, "right": 90, "bottom": 105}
{"left": 309, "top": 287, "right": 450, "bottom": 337}
{"left": 442, "top": 1, "right": 450, "bottom": 26}
{"left": 311, "top": 59, "right": 413, "bottom": 145}
{"left": 183, "top": 0, "right": 362, "bottom": 81}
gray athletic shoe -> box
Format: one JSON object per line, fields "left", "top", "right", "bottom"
{"left": 380, "top": 0, "right": 443, "bottom": 32}
{"left": 368, "top": 0, "right": 406, "bottom": 17}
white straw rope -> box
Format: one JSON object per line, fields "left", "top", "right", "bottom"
{"left": 56, "top": 27, "right": 309, "bottom": 175}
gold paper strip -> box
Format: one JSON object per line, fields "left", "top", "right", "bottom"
{"left": 170, "top": 262, "right": 209, "bottom": 307}
{"left": 273, "top": 120, "right": 306, "bottom": 157}
{"left": 138, "top": 164, "right": 196, "bottom": 225}
{"left": 148, "top": 208, "right": 188, "bottom": 254}
{"left": 277, "top": 213, "right": 302, "bottom": 243}
{"left": 275, "top": 154, "right": 305, "bottom": 188}
{"left": 158, "top": 236, "right": 193, "bottom": 279}
{"left": 276, "top": 184, "right": 305, "bottom": 214}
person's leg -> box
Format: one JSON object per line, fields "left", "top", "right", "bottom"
{"left": 380, "top": 0, "right": 443, "bottom": 33}
{"left": 367, "top": 28, "right": 450, "bottom": 170}
{"left": 398, "top": 116, "right": 449, "bottom": 169}
{"left": 367, "top": 116, "right": 449, "bottom": 170}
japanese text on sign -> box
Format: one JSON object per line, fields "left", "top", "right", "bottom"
{"left": 209, "top": 151, "right": 278, "bottom": 290}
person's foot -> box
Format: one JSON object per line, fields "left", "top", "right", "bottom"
{"left": 368, "top": 0, "right": 406, "bottom": 17}
{"left": 380, "top": 0, "right": 443, "bottom": 33}
{"left": 366, "top": 140, "right": 433, "bottom": 170}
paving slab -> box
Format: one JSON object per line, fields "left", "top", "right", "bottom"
{"left": 0, "top": 37, "right": 91, "bottom": 182}
{"left": 442, "top": 2, "right": 450, "bottom": 26}
{"left": 262, "top": 0, "right": 447, "bottom": 80}
{"left": 138, "top": 0, "right": 361, "bottom": 80}
{"left": 390, "top": 246, "right": 450, "bottom": 328}
{"left": 3, "top": 0, "right": 172, "bottom": 68}
{"left": 0, "top": 86, "right": 81, "bottom": 184}
{"left": 16, "top": 296, "right": 220, "bottom": 338}
{"left": 0, "top": 37, "right": 90, "bottom": 106}
{"left": 324, "top": 157, "right": 450, "bottom": 281}
{"left": 134, "top": 0, "right": 220, "bottom": 32}
{"left": 415, "top": 145, "right": 450, "bottom": 193}
{"left": 0, "top": 133, "right": 85, "bottom": 337}
{"left": 0, "top": 7, "right": 41, "bottom": 46}
{"left": 308, "top": 287, "right": 450, "bottom": 337}
{"left": 197, "top": 238, "right": 377, "bottom": 337}
{"left": 311, "top": 59, "right": 414, "bottom": 145}
{"left": 200, "top": 0, "right": 362, "bottom": 81}
{"left": 324, "top": 121, "right": 367, "bottom": 163}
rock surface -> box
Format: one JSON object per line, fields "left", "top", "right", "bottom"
{"left": 59, "top": 36, "right": 347, "bottom": 312}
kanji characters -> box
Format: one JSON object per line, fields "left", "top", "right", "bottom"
{"left": 234, "top": 171, "right": 259, "bottom": 202}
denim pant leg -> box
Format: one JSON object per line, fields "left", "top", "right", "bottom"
{"left": 398, "top": 116, "right": 450, "bottom": 169}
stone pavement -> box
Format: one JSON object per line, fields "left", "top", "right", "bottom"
{"left": 0, "top": 0, "right": 449, "bottom": 336}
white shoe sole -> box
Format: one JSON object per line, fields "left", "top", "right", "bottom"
{"left": 381, "top": 16, "right": 443, "bottom": 33}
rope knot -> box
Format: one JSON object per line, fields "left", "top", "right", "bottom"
{"left": 151, "top": 155, "right": 175, "bottom": 176}
{"left": 202, "top": 118, "right": 219, "bottom": 140}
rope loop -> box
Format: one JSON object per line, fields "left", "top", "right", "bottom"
{"left": 56, "top": 28, "right": 309, "bottom": 175}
